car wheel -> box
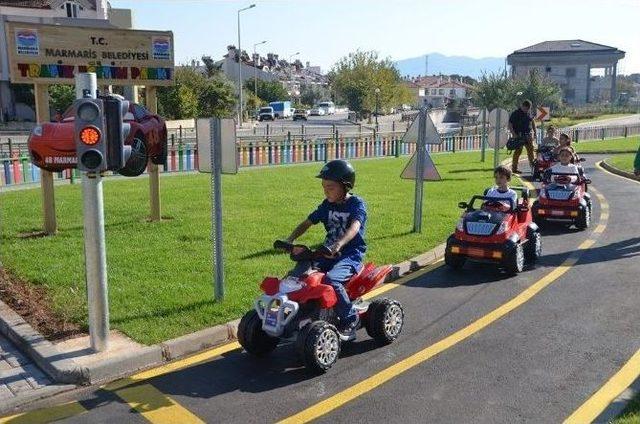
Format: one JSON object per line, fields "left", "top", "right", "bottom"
{"left": 302, "top": 321, "right": 340, "bottom": 374}
{"left": 575, "top": 204, "right": 591, "bottom": 230}
{"left": 364, "top": 298, "right": 404, "bottom": 345}
{"left": 118, "top": 136, "right": 148, "bottom": 177}
{"left": 524, "top": 230, "right": 542, "bottom": 263}
{"left": 505, "top": 243, "right": 525, "bottom": 274}
{"left": 238, "top": 310, "right": 279, "bottom": 356}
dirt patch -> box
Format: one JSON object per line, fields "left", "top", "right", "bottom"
{"left": 17, "top": 230, "right": 50, "bottom": 239}
{"left": 0, "top": 267, "right": 84, "bottom": 341}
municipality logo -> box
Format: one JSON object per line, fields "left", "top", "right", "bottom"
{"left": 152, "top": 36, "right": 171, "bottom": 61}
{"left": 15, "top": 29, "right": 39, "bottom": 56}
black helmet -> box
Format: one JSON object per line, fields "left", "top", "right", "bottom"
{"left": 316, "top": 160, "right": 356, "bottom": 190}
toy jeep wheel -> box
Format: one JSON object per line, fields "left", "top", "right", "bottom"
{"left": 505, "top": 243, "right": 525, "bottom": 274}
{"left": 575, "top": 204, "right": 591, "bottom": 230}
{"left": 118, "top": 137, "right": 148, "bottom": 177}
{"left": 238, "top": 310, "right": 279, "bottom": 356}
{"left": 302, "top": 321, "right": 340, "bottom": 373}
{"left": 524, "top": 230, "right": 542, "bottom": 263}
{"left": 365, "top": 298, "right": 404, "bottom": 345}
{"left": 445, "top": 251, "right": 466, "bottom": 270}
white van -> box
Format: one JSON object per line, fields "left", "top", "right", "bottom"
{"left": 317, "top": 101, "right": 336, "bottom": 115}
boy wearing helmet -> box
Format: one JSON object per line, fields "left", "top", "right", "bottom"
{"left": 284, "top": 159, "right": 367, "bottom": 336}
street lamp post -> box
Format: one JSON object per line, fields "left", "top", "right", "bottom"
{"left": 375, "top": 87, "right": 381, "bottom": 130}
{"left": 253, "top": 40, "right": 267, "bottom": 103}
{"left": 288, "top": 52, "right": 300, "bottom": 101}
{"left": 237, "top": 4, "right": 256, "bottom": 126}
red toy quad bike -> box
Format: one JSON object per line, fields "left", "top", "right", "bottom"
{"left": 532, "top": 169, "right": 592, "bottom": 230}
{"left": 445, "top": 187, "right": 542, "bottom": 274}
{"left": 238, "top": 241, "right": 403, "bottom": 373}
{"left": 532, "top": 145, "right": 557, "bottom": 181}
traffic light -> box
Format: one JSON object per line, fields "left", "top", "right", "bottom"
{"left": 74, "top": 98, "right": 107, "bottom": 173}
{"left": 104, "top": 97, "right": 131, "bottom": 171}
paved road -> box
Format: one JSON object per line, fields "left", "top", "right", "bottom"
{"left": 2, "top": 155, "right": 639, "bottom": 423}
{"left": 571, "top": 113, "right": 640, "bottom": 128}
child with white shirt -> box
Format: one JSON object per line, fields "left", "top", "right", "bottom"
{"left": 548, "top": 148, "right": 580, "bottom": 184}
{"left": 484, "top": 165, "right": 518, "bottom": 212}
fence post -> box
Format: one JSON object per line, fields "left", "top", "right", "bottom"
{"left": 287, "top": 131, "right": 292, "bottom": 163}
{"left": 624, "top": 126, "right": 628, "bottom": 138}
{"left": 8, "top": 138, "right": 13, "bottom": 156}
{"left": 601, "top": 127, "right": 605, "bottom": 140}
{"left": 392, "top": 121, "right": 395, "bottom": 132}
{"left": 395, "top": 135, "right": 400, "bottom": 157}
{"left": 334, "top": 129, "right": 339, "bottom": 159}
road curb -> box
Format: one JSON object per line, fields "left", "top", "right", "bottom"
{"left": 600, "top": 160, "right": 640, "bottom": 182}
{"left": 594, "top": 375, "right": 640, "bottom": 423}
{"left": 0, "top": 243, "right": 446, "bottom": 391}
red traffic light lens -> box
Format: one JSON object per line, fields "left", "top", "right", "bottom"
{"left": 80, "top": 127, "right": 100, "bottom": 145}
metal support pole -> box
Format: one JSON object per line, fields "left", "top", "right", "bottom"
{"left": 493, "top": 112, "right": 501, "bottom": 168}
{"left": 210, "top": 119, "right": 225, "bottom": 301}
{"left": 413, "top": 109, "right": 427, "bottom": 233}
{"left": 480, "top": 109, "right": 487, "bottom": 162}
{"left": 77, "top": 73, "right": 109, "bottom": 352}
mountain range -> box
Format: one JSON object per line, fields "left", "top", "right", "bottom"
{"left": 394, "top": 53, "right": 506, "bottom": 79}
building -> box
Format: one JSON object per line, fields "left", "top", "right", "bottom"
{"left": 507, "top": 40, "right": 625, "bottom": 105}
{"left": 408, "top": 76, "right": 472, "bottom": 108}
{"left": 0, "top": 0, "right": 133, "bottom": 122}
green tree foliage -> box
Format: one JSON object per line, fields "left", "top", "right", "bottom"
{"left": 299, "top": 84, "right": 330, "bottom": 107}
{"left": 48, "top": 84, "right": 75, "bottom": 114}
{"left": 328, "top": 51, "right": 413, "bottom": 115}
{"left": 471, "top": 70, "right": 562, "bottom": 112}
{"left": 201, "top": 55, "right": 221, "bottom": 78}
{"left": 157, "top": 66, "right": 236, "bottom": 119}
{"left": 244, "top": 79, "right": 289, "bottom": 104}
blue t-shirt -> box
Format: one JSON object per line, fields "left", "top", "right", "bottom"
{"left": 308, "top": 195, "right": 367, "bottom": 265}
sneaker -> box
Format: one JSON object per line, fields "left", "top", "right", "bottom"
{"left": 338, "top": 315, "right": 359, "bottom": 338}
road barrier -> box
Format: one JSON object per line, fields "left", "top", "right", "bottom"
{"left": 1, "top": 123, "right": 639, "bottom": 188}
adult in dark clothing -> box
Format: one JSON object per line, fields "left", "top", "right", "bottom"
{"left": 508, "top": 100, "right": 537, "bottom": 174}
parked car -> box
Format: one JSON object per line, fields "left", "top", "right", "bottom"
{"left": 258, "top": 106, "right": 275, "bottom": 121}
{"left": 309, "top": 107, "right": 326, "bottom": 116}
{"left": 293, "top": 109, "right": 308, "bottom": 121}
{"left": 28, "top": 102, "right": 167, "bottom": 177}
{"left": 317, "top": 101, "right": 336, "bottom": 115}
{"left": 269, "top": 101, "right": 293, "bottom": 119}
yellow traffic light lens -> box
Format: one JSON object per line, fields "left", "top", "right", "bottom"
{"left": 80, "top": 127, "right": 100, "bottom": 145}
{"left": 77, "top": 102, "right": 99, "bottom": 121}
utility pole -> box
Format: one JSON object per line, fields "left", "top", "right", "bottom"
{"left": 237, "top": 4, "right": 256, "bottom": 126}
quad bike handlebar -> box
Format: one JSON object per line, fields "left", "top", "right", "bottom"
{"left": 273, "top": 240, "right": 336, "bottom": 261}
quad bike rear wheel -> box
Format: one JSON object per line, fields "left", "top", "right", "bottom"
{"left": 301, "top": 321, "right": 341, "bottom": 374}
{"left": 524, "top": 229, "right": 542, "bottom": 263}
{"left": 504, "top": 243, "right": 525, "bottom": 275}
{"left": 365, "top": 298, "right": 404, "bottom": 345}
{"left": 238, "top": 309, "right": 279, "bottom": 356}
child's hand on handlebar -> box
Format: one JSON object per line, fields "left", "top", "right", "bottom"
{"left": 291, "top": 245, "right": 307, "bottom": 256}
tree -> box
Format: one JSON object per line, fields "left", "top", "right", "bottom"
{"left": 48, "top": 84, "right": 75, "bottom": 114}
{"left": 201, "top": 55, "right": 220, "bottom": 78}
{"left": 299, "top": 84, "right": 330, "bottom": 107}
{"left": 244, "top": 79, "right": 288, "bottom": 104}
{"left": 157, "top": 66, "right": 236, "bottom": 119}
{"left": 470, "top": 72, "right": 513, "bottom": 111}
{"left": 328, "top": 50, "right": 412, "bottom": 115}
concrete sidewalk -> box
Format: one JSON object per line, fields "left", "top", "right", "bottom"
{"left": 0, "top": 335, "right": 73, "bottom": 414}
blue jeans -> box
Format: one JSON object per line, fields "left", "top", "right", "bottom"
{"left": 288, "top": 257, "right": 361, "bottom": 323}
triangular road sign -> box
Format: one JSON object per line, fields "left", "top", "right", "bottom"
{"left": 401, "top": 112, "right": 443, "bottom": 145}
{"left": 400, "top": 148, "right": 441, "bottom": 180}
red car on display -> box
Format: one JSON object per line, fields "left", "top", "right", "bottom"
{"left": 532, "top": 170, "right": 592, "bottom": 230}
{"left": 445, "top": 187, "right": 542, "bottom": 274}
{"left": 28, "top": 101, "right": 168, "bottom": 176}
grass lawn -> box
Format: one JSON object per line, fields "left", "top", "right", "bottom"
{"left": 0, "top": 151, "right": 505, "bottom": 345}
{"left": 614, "top": 393, "right": 640, "bottom": 424}
{"left": 549, "top": 113, "right": 633, "bottom": 128}
{"left": 606, "top": 154, "right": 636, "bottom": 173}
{"left": 574, "top": 136, "right": 640, "bottom": 154}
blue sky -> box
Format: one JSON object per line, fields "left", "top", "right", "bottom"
{"left": 111, "top": 0, "right": 640, "bottom": 74}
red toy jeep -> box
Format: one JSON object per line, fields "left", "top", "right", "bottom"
{"left": 445, "top": 187, "right": 542, "bottom": 274}
{"left": 532, "top": 170, "right": 592, "bottom": 230}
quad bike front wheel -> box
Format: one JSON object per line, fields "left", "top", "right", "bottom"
{"left": 365, "top": 298, "right": 405, "bottom": 345}
{"left": 301, "top": 321, "right": 341, "bottom": 374}
{"left": 504, "top": 243, "right": 525, "bottom": 274}
{"left": 524, "top": 229, "right": 542, "bottom": 263}
{"left": 238, "top": 309, "right": 279, "bottom": 356}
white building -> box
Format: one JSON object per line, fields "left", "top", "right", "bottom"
{"left": 0, "top": 0, "right": 133, "bottom": 122}
{"left": 418, "top": 77, "right": 472, "bottom": 108}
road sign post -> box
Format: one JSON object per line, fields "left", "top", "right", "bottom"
{"left": 413, "top": 110, "right": 426, "bottom": 233}
{"left": 75, "top": 73, "right": 109, "bottom": 352}
{"left": 535, "top": 106, "right": 551, "bottom": 144}
{"left": 196, "top": 118, "right": 237, "bottom": 301}
{"left": 494, "top": 111, "right": 501, "bottom": 168}
{"left": 487, "top": 108, "right": 509, "bottom": 169}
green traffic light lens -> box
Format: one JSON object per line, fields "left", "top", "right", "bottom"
{"left": 77, "top": 102, "right": 99, "bottom": 121}
{"left": 80, "top": 150, "right": 103, "bottom": 170}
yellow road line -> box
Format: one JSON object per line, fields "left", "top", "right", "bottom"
{"left": 115, "top": 384, "right": 204, "bottom": 424}
{"left": 0, "top": 401, "right": 87, "bottom": 424}
{"left": 279, "top": 188, "right": 610, "bottom": 424}
{"left": 593, "top": 224, "right": 606, "bottom": 234}
{"left": 564, "top": 348, "right": 640, "bottom": 424}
